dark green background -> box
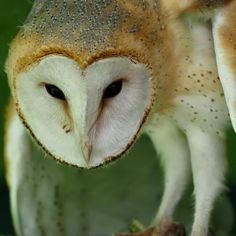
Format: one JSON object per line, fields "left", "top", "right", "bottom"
{"left": 0, "top": 1, "right": 236, "bottom": 235}
{"left": 0, "top": 1, "right": 32, "bottom": 234}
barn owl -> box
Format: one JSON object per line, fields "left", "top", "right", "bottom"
{"left": 4, "top": 0, "right": 236, "bottom": 235}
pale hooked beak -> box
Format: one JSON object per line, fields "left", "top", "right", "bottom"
{"left": 81, "top": 138, "right": 92, "bottom": 164}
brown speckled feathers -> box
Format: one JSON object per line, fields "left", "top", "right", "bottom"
{"left": 6, "top": 1, "right": 165, "bottom": 79}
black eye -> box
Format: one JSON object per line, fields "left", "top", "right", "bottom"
{"left": 103, "top": 80, "right": 123, "bottom": 99}
{"left": 45, "top": 84, "right": 65, "bottom": 100}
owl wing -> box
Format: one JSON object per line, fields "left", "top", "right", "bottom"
{"left": 4, "top": 102, "right": 26, "bottom": 236}
{"left": 212, "top": 1, "right": 236, "bottom": 131}
{"left": 173, "top": 0, "right": 236, "bottom": 131}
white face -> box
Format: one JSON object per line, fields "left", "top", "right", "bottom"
{"left": 15, "top": 55, "right": 152, "bottom": 168}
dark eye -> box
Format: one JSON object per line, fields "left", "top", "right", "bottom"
{"left": 103, "top": 80, "right": 123, "bottom": 99}
{"left": 45, "top": 84, "right": 65, "bottom": 100}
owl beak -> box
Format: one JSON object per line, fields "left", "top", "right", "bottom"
{"left": 81, "top": 138, "right": 92, "bottom": 164}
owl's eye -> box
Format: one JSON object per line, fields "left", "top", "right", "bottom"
{"left": 45, "top": 84, "right": 65, "bottom": 100}
{"left": 103, "top": 80, "right": 123, "bottom": 99}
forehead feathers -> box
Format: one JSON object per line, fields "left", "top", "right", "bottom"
{"left": 6, "top": 0, "right": 169, "bottom": 83}
{"left": 25, "top": 0, "right": 160, "bottom": 53}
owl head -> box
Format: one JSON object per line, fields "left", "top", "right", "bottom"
{"left": 6, "top": 1, "right": 166, "bottom": 168}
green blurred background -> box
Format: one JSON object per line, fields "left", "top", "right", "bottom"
{"left": 0, "top": 1, "right": 32, "bottom": 234}
{"left": 0, "top": 1, "right": 236, "bottom": 235}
